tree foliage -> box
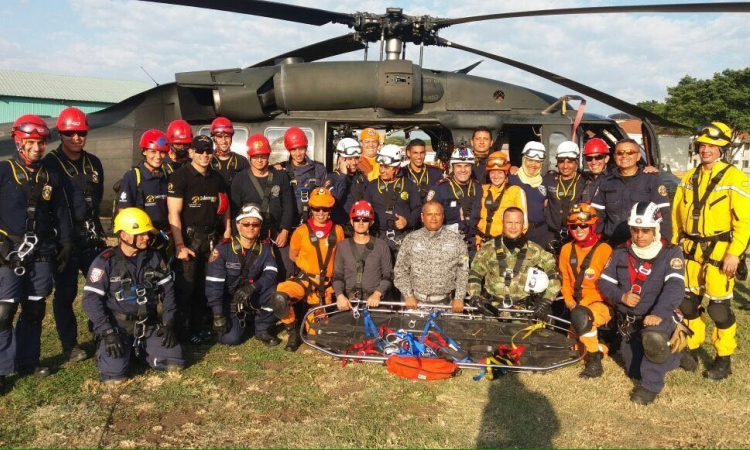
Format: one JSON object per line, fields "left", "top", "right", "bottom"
{"left": 637, "top": 68, "right": 750, "bottom": 133}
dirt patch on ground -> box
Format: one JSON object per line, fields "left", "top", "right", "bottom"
{"left": 259, "top": 361, "right": 285, "bottom": 371}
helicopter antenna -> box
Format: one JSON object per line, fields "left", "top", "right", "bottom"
{"left": 140, "top": 66, "right": 159, "bottom": 86}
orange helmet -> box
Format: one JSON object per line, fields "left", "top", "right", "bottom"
{"left": 308, "top": 187, "right": 335, "bottom": 208}
{"left": 567, "top": 203, "right": 598, "bottom": 226}
{"left": 486, "top": 151, "right": 511, "bottom": 172}
{"left": 360, "top": 127, "right": 379, "bottom": 142}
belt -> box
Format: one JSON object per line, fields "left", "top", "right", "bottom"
{"left": 413, "top": 292, "right": 451, "bottom": 303}
{"left": 682, "top": 231, "right": 732, "bottom": 243}
{"left": 187, "top": 225, "right": 215, "bottom": 234}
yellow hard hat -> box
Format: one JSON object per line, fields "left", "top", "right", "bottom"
{"left": 695, "top": 122, "right": 732, "bottom": 147}
{"left": 308, "top": 187, "right": 335, "bottom": 208}
{"left": 113, "top": 207, "right": 155, "bottom": 234}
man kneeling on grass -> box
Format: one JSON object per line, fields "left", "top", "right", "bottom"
{"left": 82, "top": 208, "right": 184, "bottom": 385}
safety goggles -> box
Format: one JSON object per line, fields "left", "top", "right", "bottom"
{"left": 569, "top": 210, "right": 594, "bottom": 222}
{"left": 311, "top": 206, "right": 331, "bottom": 213}
{"left": 376, "top": 155, "right": 399, "bottom": 166}
{"left": 14, "top": 122, "right": 50, "bottom": 138}
{"left": 523, "top": 149, "right": 545, "bottom": 161}
{"left": 697, "top": 124, "right": 732, "bottom": 142}
{"left": 60, "top": 130, "right": 88, "bottom": 138}
{"left": 585, "top": 154, "right": 607, "bottom": 162}
{"left": 352, "top": 217, "right": 371, "bottom": 223}
{"left": 487, "top": 156, "right": 509, "bottom": 167}
{"left": 239, "top": 222, "right": 261, "bottom": 229}
{"left": 569, "top": 223, "right": 590, "bottom": 230}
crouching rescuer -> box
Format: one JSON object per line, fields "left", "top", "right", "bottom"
{"left": 82, "top": 208, "right": 184, "bottom": 384}
{"left": 270, "top": 188, "right": 345, "bottom": 352}
{"left": 558, "top": 204, "right": 613, "bottom": 378}
{"left": 205, "top": 204, "right": 280, "bottom": 346}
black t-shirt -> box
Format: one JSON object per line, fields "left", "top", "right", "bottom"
{"left": 230, "top": 167, "right": 294, "bottom": 235}
{"left": 167, "top": 163, "right": 227, "bottom": 228}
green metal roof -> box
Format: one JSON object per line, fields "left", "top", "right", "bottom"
{"left": 0, "top": 69, "right": 153, "bottom": 103}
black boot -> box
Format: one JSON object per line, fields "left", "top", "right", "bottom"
{"left": 706, "top": 355, "right": 732, "bottom": 380}
{"left": 580, "top": 351, "right": 604, "bottom": 378}
{"left": 63, "top": 345, "right": 89, "bottom": 363}
{"left": 256, "top": 331, "right": 281, "bottom": 347}
{"left": 679, "top": 349, "right": 699, "bottom": 372}
{"left": 630, "top": 385, "right": 658, "bottom": 405}
{"left": 285, "top": 323, "right": 301, "bottom": 352}
{"left": 17, "top": 365, "right": 50, "bottom": 378}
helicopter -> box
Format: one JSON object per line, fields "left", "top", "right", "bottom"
{"left": 2, "top": 0, "right": 749, "bottom": 207}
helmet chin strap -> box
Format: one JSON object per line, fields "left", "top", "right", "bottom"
{"left": 119, "top": 233, "right": 140, "bottom": 251}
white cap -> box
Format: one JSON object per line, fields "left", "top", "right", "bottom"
{"left": 336, "top": 138, "right": 362, "bottom": 157}
{"left": 556, "top": 141, "right": 580, "bottom": 159}
{"left": 236, "top": 204, "right": 263, "bottom": 223}
{"left": 376, "top": 144, "right": 404, "bottom": 167}
{"left": 524, "top": 267, "right": 550, "bottom": 294}
{"left": 628, "top": 202, "right": 662, "bottom": 228}
{"left": 522, "top": 141, "right": 546, "bottom": 161}
{"left": 450, "top": 147, "right": 476, "bottom": 165}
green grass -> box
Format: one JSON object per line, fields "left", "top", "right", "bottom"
{"left": 1, "top": 278, "right": 750, "bottom": 448}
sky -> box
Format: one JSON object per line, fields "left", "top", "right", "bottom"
{"left": 1, "top": 0, "right": 749, "bottom": 116}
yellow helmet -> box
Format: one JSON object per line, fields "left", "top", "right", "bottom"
{"left": 113, "top": 207, "right": 155, "bottom": 235}
{"left": 695, "top": 122, "right": 732, "bottom": 147}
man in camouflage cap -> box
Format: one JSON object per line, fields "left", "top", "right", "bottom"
{"left": 468, "top": 207, "right": 561, "bottom": 318}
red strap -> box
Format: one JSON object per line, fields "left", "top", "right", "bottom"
{"left": 342, "top": 339, "right": 382, "bottom": 366}
{"left": 497, "top": 344, "right": 526, "bottom": 365}
{"left": 627, "top": 251, "right": 652, "bottom": 295}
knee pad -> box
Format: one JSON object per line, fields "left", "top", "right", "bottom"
{"left": 570, "top": 305, "right": 594, "bottom": 335}
{"left": 270, "top": 292, "right": 290, "bottom": 320}
{"left": 0, "top": 302, "right": 16, "bottom": 331}
{"left": 680, "top": 293, "right": 703, "bottom": 320}
{"left": 707, "top": 301, "right": 736, "bottom": 329}
{"left": 20, "top": 301, "right": 46, "bottom": 326}
{"left": 641, "top": 329, "right": 671, "bottom": 364}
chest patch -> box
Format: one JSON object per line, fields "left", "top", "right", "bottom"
{"left": 538, "top": 185, "right": 547, "bottom": 196}
{"left": 584, "top": 268, "right": 597, "bottom": 280}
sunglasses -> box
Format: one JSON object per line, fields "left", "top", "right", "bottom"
{"left": 585, "top": 154, "right": 607, "bottom": 162}
{"left": 352, "top": 217, "right": 371, "bottom": 223}
{"left": 311, "top": 207, "right": 331, "bottom": 213}
{"left": 616, "top": 150, "right": 638, "bottom": 156}
{"left": 239, "top": 222, "right": 261, "bottom": 228}
{"left": 569, "top": 223, "right": 590, "bottom": 230}
{"left": 698, "top": 124, "right": 731, "bottom": 141}
{"left": 60, "top": 130, "right": 88, "bottom": 138}
{"left": 193, "top": 147, "right": 214, "bottom": 155}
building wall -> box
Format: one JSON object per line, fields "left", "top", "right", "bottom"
{"left": 0, "top": 95, "right": 112, "bottom": 124}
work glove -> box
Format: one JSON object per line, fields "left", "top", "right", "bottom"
{"left": 471, "top": 295, "right": 497, "bottom": 317}
{"left": 56, "top": 242, "right": 74, "bottom": 273}
{"left": 102, "top": 329, "right": 125, "bottom": 359}
{"left": 232, "top": 283, "right": 256, "bottom": 309}
{"left": 212, "top": 314, "right": 230, "bottom": 337}
{"left": 157, "top": 322, "right": 178, "bottom": 349}
{"left": 737, "top": 256, "right": 748, "bottom": 281}
{"left": 669, "top": 321, "right": 693, "bottom": 354}
{"left": 532, "top": 298, "right": 553, "bottom": 320}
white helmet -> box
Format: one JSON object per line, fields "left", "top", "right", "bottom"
{"left": 556, "top": 141, "right": 580, "bottom": 160}
{"left": 376, "top": 144, "right": 404, "bottom": 167}
{"left": 336, "top": 138, "right": 362, "bottom": 157}
{"left": 236, "top": 204, "right": 263, "bottom": 223}
{"left": 450, "top": 146, "right": 476, "bottom": 165}
{"left": 522, "top": 141, "right": 546, "bottom": 161}
{"left": 524, "top": 267, "right": 550, "bottom": 294}
{"left": 628, "top": 202, "right": 663, "bottom": 227}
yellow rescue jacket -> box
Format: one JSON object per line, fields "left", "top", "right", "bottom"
{"left": 672, "top": 160, "right": 750, "bottom": 257}
{"left": 476, "top": 183, "right": 528, "bottom": 242}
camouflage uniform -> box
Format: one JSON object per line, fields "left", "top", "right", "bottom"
{"left": 467, "top": 237, "right": 560, "bottom": 307}
{"left": 393, "top": 227, "right": 469, "bottom": 302}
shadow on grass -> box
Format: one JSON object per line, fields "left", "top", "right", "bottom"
{"left": 476, "top": 374, "right": 559, "bottom": 448}
{"left": 734, "top": 281, "right": 750, "bottom": 311}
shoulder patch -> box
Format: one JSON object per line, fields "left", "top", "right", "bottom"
{"left": 89, "top": 268, "right": 104, "bottom": 283}
{"left": 658, "top": 185, "right": 668, "bottom": 196}
{"left": 100, "top": 250, "right": 115, "bottom": 259}
{"left": 670, "top": 258, "right": 684, "bottom": 270}
{"left": 168, "top": 182, "right": 174, "bottom": 191}
{"left": 209, "top": 248, "right": 220, "bottom": 263}
{"left": 400, "top": 191, "right": 409, "bottom": 201}
{"left": 538, "top": 185, "right": 547, "bottom": 196}
{"left": 742, "top": 181, "right": 749, "bottom": 187}
{"left": 425, "top": 190, "right": 436, "bottom": 201}
{"left": 584, "top": 268, "right": 597, "bottom": 280}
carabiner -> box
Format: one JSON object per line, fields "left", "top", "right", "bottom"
{"left": 502, "top": 296, "right": 514, "bottom": 309}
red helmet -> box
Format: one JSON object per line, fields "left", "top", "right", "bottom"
{"left": 210, "top": 117, "right": 234, "bottom": 136}
{"left": 284, "top": 127, "right": 308, "bottom": 150}
{"left": 247, "top": 134, "right": 271, "bottom": 156}
{"left": 167, "top": 120, "right": 193, "bottom": 144}
{"left": 583, "top": 138, "right": 610, "bottom": 156}
{"left": 56, "top": 107, "right": 89, "bottom": 132}
{"left": 350, "top": 200, "right": 375, "bottom": 220}
{"left": 139, "top": 129, "right": 169, "bottom": 152}
{"left": 12, "top": 114, "right": 50, "bottom": 141}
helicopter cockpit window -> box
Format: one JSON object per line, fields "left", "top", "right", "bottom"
{"left": 265, "top": 127, "right": 315, "bottom": 166}
{"left": 197, "top": 126, "right": 248, "bottom": 157}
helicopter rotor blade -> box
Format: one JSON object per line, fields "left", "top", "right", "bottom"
{"left": 250, "top": 33, "right": 365, "bottom": 67}
{"left": 437, "top": 38, "right": 689, "bottom": 129}
{"left": 436, "top": 2, "right": 750, "bottom": 28}
{"left": 454, "top": 60, "right": 483, "bottom": 74}
{"left": 139, "top": 0, "right": 354, "bottom": 27}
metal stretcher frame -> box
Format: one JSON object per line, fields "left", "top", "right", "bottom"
{"left": 301, "top": 301, "right": 585, "bottom": 373}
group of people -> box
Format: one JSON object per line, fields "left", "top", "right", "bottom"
{"left": 1, "top": 110, "right": 748, "bottom": 406}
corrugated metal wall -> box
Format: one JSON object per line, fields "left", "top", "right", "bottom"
{"left": 0, "top": 96, "right": 112, "bottom": 123}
